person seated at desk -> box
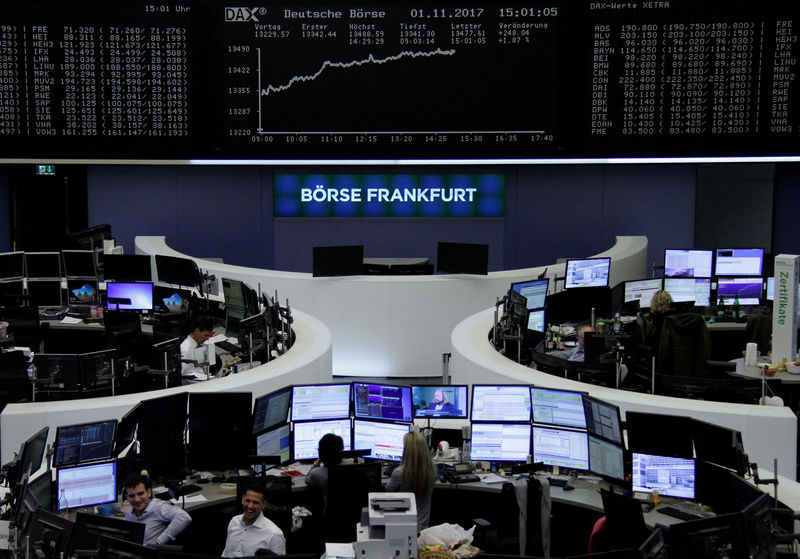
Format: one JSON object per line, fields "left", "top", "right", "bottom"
{"left": 305, "top": 433, "right": 344, "bottom": 513}
{"left": 180, "top": 317, "right": 214, "bottom": 378}
{"left": 427, "top": 389, "right": 457, "bottom": 414}
{"left": 638, "top": 290, "right": 673, "bottom": 355}
{"left": 222, "top": 482, "right": 286, "bottom": 557}
{"left": 386, "top": 431, "right": 437, "bottom": 532}
{"left": 123, "top": 473, "right": 192, "bottom": 546}
{"left": 550, "top": 325, "right": 595, "bottom": 362}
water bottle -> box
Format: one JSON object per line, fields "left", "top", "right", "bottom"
{"left": 613, "top": 312, "right": 621, "bottom": 333}
{"left": 58, "top": 488, "right": 69, "bottom": 518}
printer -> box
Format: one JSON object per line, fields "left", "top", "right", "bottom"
{"left": 356, "top": 492, "right": 418, "bottom": 559}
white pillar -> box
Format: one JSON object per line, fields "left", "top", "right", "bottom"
{"left": 772, "top": 254, "right": 799, "bottom": 362}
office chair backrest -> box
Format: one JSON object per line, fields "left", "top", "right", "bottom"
{"left": 657, "top": 312, "right": 710, "bottom": 376}
{"left": 744, "top": 312, "right": 771, "bottom": 353}
{"left": 599, "top": 488, "right": 649, "bottom": 550}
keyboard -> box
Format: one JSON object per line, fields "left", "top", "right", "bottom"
{"left": 216, "top": 340, "right": 241, "bottom": 354}
{"left": 547, "top": 477, "right": 570, "bottom": 487}
{"left": 657, "top": 505, "right": 702, "bottom": 521}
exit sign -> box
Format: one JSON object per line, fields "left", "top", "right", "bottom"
{"left": 36, "top": 164, "right": 55, "bottom": 175}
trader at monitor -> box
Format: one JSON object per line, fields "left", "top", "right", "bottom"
{"left": 426, "top": 389, "right": 457, "bottom": 413}
{"left": 124, "top": 473, "right": 192, "bottom": 546}
{"left": 551, "top": 325, "right": 595, "bottom": 362}
{"left": 222, "top": 482, "right": 286, "bottom": 557}
{"left": 180, "top": 317, "right": 214, "bottom": 377}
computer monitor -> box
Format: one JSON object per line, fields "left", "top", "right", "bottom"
{"left": 663, "top": 277, "right": 712, "bottom": 307}
{"left": 67, "top": 279, "right": 98, "bottom": 305}
{"left": 353, "top": 382, "right": 413, "bottom": 423}
{"left": 27, "top": 280, "right": 63, "bottom": 308}
{"left": 436, "top": 242, "right": 489, "bottom": 275}
{"left": 470, "top": 423, "right": 532, "bottom": 462}
{"left": 114, "top": 403, "right": 140, "bottom": 457}
{"left": 582, "top": 395, "right": 623, "bottom": 445}
{"left": 530, "top": 387, "right": 587, "bottom": 429}
{"left": 565, "top": 258, "right": 611, "bottom": 289}
{"left": 532, "top": 426, "right": 589, "bottom": 470}
{"left": 291, "top": 383, "right": 352, "bottom": 421}
{"left": 16, "top": 426, "right": 49, "bottom": 484}
{"left": 102, "top": 254, "right": 153, "bottom": 283}
{"left": 56, "top": 461, "right": 117, "bottom": 510}
{"left": 0, "top": 251, "right": 24, "bottom": 279}
{"left": 136, "top": 392, "right": 187, "bottom": 479}
{"left": 471, "top": 385, "right": 531, "bottom": 423}
{"left": 412, "top": 385, "right": 468, "bottom": 419}
{"left": 253, "top": 387, "right": 292, "bottom": 434}
{"left": 72, "top": 511, "right": 145, "bottom": 551}
{"left": 106, "top": 282, "right": 154, "bottom": 311}
{"left": 79, "top": 349, "right": 116, "bottom": 391}
{"left": 24, "top": 508, "right": 75, "bottom": 559}
{"left": 715, "top": 248, "right": 765, "bottom": 277}
{"left": 667, "top": 513, "right": 747, "bottom": 559}
{"left": 154, "top": 255, "right": 200, "bottom": 288}
{"left": 691, "top": 418, "right": 747, "bottom": 476}
{"left": 528, "top": 308, "right": 546, "bottom": 332}
{"left": 28, "top": 471, "right": 53, "bottom": 512}
{"left": 292, "top": 418, "right": 352, "bottom": 462}
{"left": 510, "top": 278, "right": 549, "bottom": 309}
{"left": 767, "top": 276, "right": 774, "bottom": 300}
{"left": 740, "top": 493, "right": 774, "bottom": 559}
{"left": 716, "top": 277, "right": 763, "bottom": 305}
{"left": 25, "top": 252, "right": 62, "bottom": 279}
{"left": 188, "top": 392, "right": 252, "bottom": 470}
{"left": 53, "top": 420, "right": 117, "bottom": 468}
{"left": 545, "top": 286, "right": 612, "bottom": 325}
{"left": 632, "top": 453, "right": 695, "bottom": 499}
{"left": 62, "top": 250, "right": 97, "bottom": 279}
{"left": 150, "top": 337, "right": 181, "bottom": 378}
{"left": 588, "top": 435, "right": 626, "bottom": 484}
{"left": 625, "top": 411, "right": 693, "bottom": 458}
{"left": 237, "top": 311, "right": 268, "bottom": 353}
{"left": 153, "top": 285, "right": 191, "bottom": 314}
{"left": 353, "top": 419, "right": 409, "bottom": 462}
{"left": 222, "top": 277, "right": 247, "bottom": 309}
{"left": 664, "top": 249, "right": 714, "bottom": 278}
{"left": 312, "top": 245, "right": 364, "bottom": 277}
{"left": 638, "top": 528, "right": 669, "bottom": 559}
{"left": 256, "top": 423, "right": 292, "bottom": 465}
{"left": 33, "top": 353, "right": 81, "bottom": 391}
{"left": 0, "top": 278, "right": 25, "bottom": 302}
{"left": 97, "top": 535, "right": 158, "bottom": 559}
{"left": 624, "top": 278, "right": 662, "bottom": 309}
{"left": 225, "top": 306, "right": 246, "bottom": 338}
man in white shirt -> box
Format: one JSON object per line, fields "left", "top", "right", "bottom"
{"left": 180, "top": 317, "right": 214, "bottom": 376}
{"left": 222, "top": 483, "right": 286, "bottom": 557}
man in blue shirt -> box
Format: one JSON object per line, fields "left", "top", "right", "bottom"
{"left": 124, "top": 473, "right": 192, "bottom": 546}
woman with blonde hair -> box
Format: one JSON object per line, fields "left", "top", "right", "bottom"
{"left": 386, "top": 431, "right": 437, "bottom": 531}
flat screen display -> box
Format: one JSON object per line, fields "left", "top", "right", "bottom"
{"left": 470, "top": 423, "right": 531, "bottom": 462}
{"left": 67, "top": 280, "right": 97, "bottom": 305}
{"left": 106, "top": 282, "right": 154, "bottom": 311}
{"left": 253, "top": 387, "right": 292, "bottom": 434}
{"left": 291, "top": 384, "right": 351, "bottom": 421}
{"left": 528, "top": 309, "right": 545, "bottom": 332}
{"left": 437, "top": 242, "right": 489, "bottom": 275}
{"left": 353, "top": 419, "right": 409, "bottom": 462}
{"left": 312, "top": 245, "right": 364, "bottom": 277}
{"left": 353, "top": 382, "right": 412, "bottom": 423}
{"left": 582, "top": 395, "right": 623, "bottom": 445}
{"left": 565, "top": 258, "right": 611, "bottom": 289}
{"left": 663, "top": 277, "right": 711, "bottom": 307}
{"left": 471, "top": 385, "right": 531, "bottom": 423}
{"left": 412, "top": 385, "right": 468, "bottom": 418}
{"left": 0, "top": 251, "right": 24, "bottom": 279}
{"left": 292, "top": 418, "right": 352, "bottom": 462}
{"left": 56, "top": 461, "right": 116, "bottom": 510}
{"left": 102, "top": 254, "right": 152, "bottom": 282}
{"left": 26, "top": 280, "right": 63, "bottom": 308}
{"left": 510, "top": 278, "right": 549, "bottom": 309}
{"left": 256, "top": 424, "right": 292, "bottom": 465}
{"left": 632, "top": 453, "right": 695, "bottom": 499}
{"left": 222, "top": 277, "right": 247, "bottom": 308}
{"left": 717, "top": 277, "right": 763, "bottom": 305}
{"left": 53, "top": 420, "right": 117, "bottom": 468}
{"left": 154, "top": 255, "right": 200, "bottom": 288}
{"left": 533, "top": 426, "right": 589, "bottom": 470}
{"left": 61, "top": 250, "right": 97, "bottom": 278}
{"left": 530, "top": 387, "right": 587, "bottom": 429}
{"left": 664, "top": 249, "right": 713, "bottom": 278}
{"left": 25, "top": 252, "right": 61, "bottom": 279}
{"left": 588, "top": 436, "right": 626, "bottom": 483}
{"left": 17, "top": 426, "right": 49, "bottom": 484}
{"left": 714, "top": 248, "right": 765, "bottom": 277}
{"left": 624, "top": 278, "right": 663, "bottom": 308}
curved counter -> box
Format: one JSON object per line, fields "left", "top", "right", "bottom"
{"left": 450, "top": 308, "right": 798, "bottom": 480}
{"left": 0, "top": 309, "right": 332, "bottom": 464}
{"left": 135, "top": 235, "right": 647, "bottom": 377}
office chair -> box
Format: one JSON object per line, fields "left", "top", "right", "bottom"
{"left": 599, "top": 488, "right": 651, "bottom": 551}
{"left": 744, "top": 312, "right": 772, "bottom": 354}
{"left": 104, "top": 310, "right": 148, "bottom": 365}
{"left": 656, "top": 312, "right": 710, "bottom": 376}
{"left": 325, "top": 461, "right": 382, "bottom": 543}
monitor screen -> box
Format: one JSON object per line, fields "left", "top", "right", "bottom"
{"left": 436, "top": 242, "right": 489, "bottom": 275}
{"left": 222, "top": 277, "right": 247, "bottom": 308}
{"left": 253, "top": 387, "right": 292, "bottom": 434}
{"left": 353, "top": 419, "right": 409, "bottom": 462}
{"left": 56, "top": 461, "right": 117, "bottom": 510}
{"left": 24, "top": 508, "right": 74, "bottom": 559}
{"left": 717, "top": 277, "right": 763, "bottom": 305}
{"left": 471, "top": 385, "right": 531, "bottom": 423}
{"left": 188, "top": 392, "right": 252, "bottom": 470}
{"left": 0, "top": 279, "right": 25, "bottom": 301}
{"left": 27, "top": 280, "right": 63, "bottom": 308}
{"left": 664, "top": 249, "right": 714, "bottom": 278}
{"left": 292, "top": 418, "right": 352, "bottom": 462}
{"left": 53, "top": 420, "right": 117, "bottom": 468}
{"left": 25, "top": 252, "right": 62, "bottom": 279}
{"left": 528, "top": 308, "right": 546, "bottom": 332}
{"left": 225, "top": 306, "right": 245, "bottom": 338}
{"left": 767, "top": 276, "right": 774, "bottom": 300}
{"left": 691, "top": 419, "right": 746, "bottom": 476}
{"left": 312, "top": 245, "right": 364, "bottom": 277}
{"left": 73, "top": 511, "right": 145, "bottom": 550}
{"left": 61, "top": 250, "right": 97, "bottom": 279}
{"left": 79, "top": 349, "right": 116, "bottom": 388}
{"left": 625, "top": 411, "right": 694, "bottom": 459}
{"left": 136, "top": 393, "right": 187, "bottom": 478}
{"left": 715, "top": 248, "right": 765, "bottom": 277}
{"left": 533, "top": 426, "right": 589, "bottom": 470}
{"left": 588, "top": 435, "right": 626, "bottom": 483}
{"left": 153, "top": 285, "right": 191, "bottom": 314}
{"left": 470, "top": 423, "right": 532, "bottom": 462}
{"left": 353, "top": 382, "right": 412, "bottom": 423}
{"left": 510, "top": 278, "right": 549, "bottom": 309}
{"left": 114, "top": 403, "right": 140, "bottom": 457}
{"left": 582, "top": 395, "right": 623, "bottom": 445}
{"left": 565, "top": 258, "right": 611, "bottom": 289}
{"left": 291, "top": 384, "right": 352, "bottom": 421}
{"left": 412, "top": 385, "right": 468, "bottom": 419}
{"left": 0, "top": 251, "right": 24, "bottom": 279}
{"left": 101, "top": 254, "right": 153, "bottom": 283}
{"left": 154, "top": 255, "right": 200, "bottom": 288}
{"left": 150, "top": 337, "right": 181, "bottom": 378}
{"left": 32, "top": 354, "right": 80, "bottom": 390}
{"left": 256, "top": 423, "right": 292, "bottom": 465}
{"left": 28, "top": 472, "right": 52, "bottom": 512}
{"left": 67, "top": 279, "right": 97, "bottom": 305}
{"left": 663, "top": 277, "right": 712, "bottom": 307}
{"left": 624, "top": 278, "right": 663, "bottom": 309}
{"left": 530, "top": 387, "right": 587, "bottom": 429}
{"left": 106, "top": 282, "right": 154, "bottom": 311}
{"left": 17, "top": 426, "right": 49, "bottom": 484}
{"left": 632, "top": 453, "right": 695, "bottom": 499}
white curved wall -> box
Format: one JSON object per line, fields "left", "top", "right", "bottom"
{"left": 136, "top": 235, "right": 647, "bottom": 377}
{"left": 0, "top": 309, "right": 332, "bottom": 464}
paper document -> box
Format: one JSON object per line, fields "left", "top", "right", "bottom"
{"left": 325, "top": 543, "right": 355, "bottom": 558}
{"left": 477, "top": 473, "right": 508, "bottom": 484}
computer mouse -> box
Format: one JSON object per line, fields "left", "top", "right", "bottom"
{"left": 562, "top": 484, "right": 575, "bottom": 491}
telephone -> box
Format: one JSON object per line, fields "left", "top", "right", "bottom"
{"left": 444, "top": 462, "right": 480, "bottom": 484}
